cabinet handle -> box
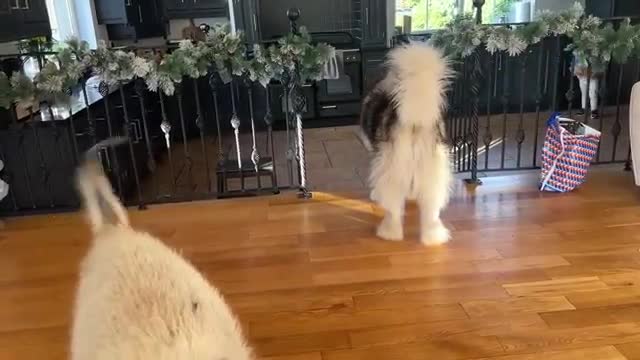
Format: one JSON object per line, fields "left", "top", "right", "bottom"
{"left": 365, "top": 8, "right": 369, "bottom": 24}
{"left": 253, "top": 14, "right": 257, "bottom": 33}
{"left": 138, "top": 4, "right": 143, "bottom": 22}
{"left": 322, "top": 105, "right": 337, "bottom": 110}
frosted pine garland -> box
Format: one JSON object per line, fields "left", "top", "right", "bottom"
{"left": 0, "top": 25, "right": 334, "bottom": 108}
{"left": 429, "top": 1, "right": 640, "bottom": 62}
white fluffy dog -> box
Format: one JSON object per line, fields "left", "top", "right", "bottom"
{"left": 358, "top": 43, "right": 453, "bottom": 245}
{"left": 71, "top": 139, "right": 253, "bottom": 360}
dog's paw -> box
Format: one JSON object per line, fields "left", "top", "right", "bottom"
{"left": 377, "top": 220, "right": 404, "bottom": 241}
{"left": 421, "top": 223, "right": 450, "bottom": 246}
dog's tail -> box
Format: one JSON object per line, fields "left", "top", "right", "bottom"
{"left": 386, "top": 42, "right": 453, "bottom": 129}
{"left": 76, "top": 137, "right": 130, "bottom": 234}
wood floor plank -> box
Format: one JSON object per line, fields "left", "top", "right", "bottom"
{"left": 503, "top": 277, "right": 609, "bottom": 297}
{"left": 497, "top": 323, "right": 640, "bottom": 354}
{"left": 323, "top": 335, "right": 505, "bottom": 360}
{"left": 474, "top": 255, "right": 570, "bottom": 273}
{"left": 354, "top": 284, "right": 509, "bottom": 310}
{"left": 540, "top": 304, "right": 640, "bottom": 329}
{"left": 566, "top": 287, "right": 640, "bottom": 308}
{"left": 349, "top": 314, "right": 547, "bottom": 348}
{"left": 248, "top": 303, "right": 467, "bottom": 338}
{"left": 471, "top": 345, "right": 626, "bottom": 360}
{"left": 252, "top": 331, "right": 351, "bottom": 357}
{"left": 259, "top": 353, "right": 323, "bottom": 360}
{"left": 462, "top": 296, "right": 576, "bottom": 318}
{"left": 616, "top": 342, "right": 640, "bottom": 359}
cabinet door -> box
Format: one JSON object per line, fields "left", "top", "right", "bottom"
{"left": 190, "top": 0, "right": 225, "bottom": 10}
{"left": 242, "top": 0, "right": 260, "bottom": 43}
{"left": 0, "top": 1, "right": 19, "bottom": 42}
{"left": 95, "top": 0, "right": 127, "bottom": 24}
{"left": 18, "top": 0, "right": 50, "bottom": 39}
{"left": 132, "top": 0, "right": 162, "bottom": 25}
{"left": 362, "top": 50, "right": 387, "bottom": 93}
{"left": 163, "top": 0, "right": 188, "bottom": 13}
{"left": 20, "top": 0, "right": 48, "bottom": 24}
{"left": 164, "top": 0, "right": 227, "bottom": 18}
{"left": 362, "top": 0, "right": 386, "bottom": 49}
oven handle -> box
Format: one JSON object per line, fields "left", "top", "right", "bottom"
{"left": 321, "top": 105, "right": 338, "bottom": 110}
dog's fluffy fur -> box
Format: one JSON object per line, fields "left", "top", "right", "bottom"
{"left": 71, "top": 140, "right": 253, "bottom": 360}
{"left": 360, "top": 43, "right": 453, "bottom": 245}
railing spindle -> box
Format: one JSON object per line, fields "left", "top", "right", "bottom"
{"left": 611, "top": 65, "right": 624, "bottom": 162}
{"left": 246, "top": 79, "right": 262, "bottom": 191}
{"left": 159, "top": 91, "right": 176, "bottom": 196}
{"left": 500, "top": 53, "right": 509, "bottom": 169}
{"left": 134, "top": 79, "right": 158, "bottom": 200}
{"left": 99, "top": 82, "right": 123, "bottom": 197}
{"left": 516, "top": 53, "right": 528, "bottom": 168}
{"left": 192, "top": 78, "right": 212, "bottom": 194}
{"left": 264, "top": 84, "right": 279, "bottom": 193}
{"left": 12, "top": 107, "right": 35, "bottom": 208}
{"left": 175, "top": 83, "right": 195, "bottom": 192}
{"left": 483, "top": 52, "right": 495, "bottom": 170}
{"left": 119, "top": 84, "right": 145, "bottom": 209}
{"left": 29, "top": 112, "right": 54, "bottom": 207}
{"left": 209, "top": 73, "right": 226, "bottom": 195}
{"left": 532, "top": 45, "right": 545, "bottom": 167}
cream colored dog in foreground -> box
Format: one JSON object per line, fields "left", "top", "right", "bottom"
{"left": 71, "top": 139, "right": 253, "bottom": 360}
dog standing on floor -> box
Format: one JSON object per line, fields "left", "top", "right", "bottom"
{"left": 71, "top": 138, "right": 253, "bottom": 360}
{"left": 358, "top": 43, "right": 453, "bottom": 245}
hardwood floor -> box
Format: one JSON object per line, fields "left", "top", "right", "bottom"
{"left": 2, "top": 167, "right": 640, "bottom": 359}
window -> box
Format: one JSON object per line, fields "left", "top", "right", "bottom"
{"left": 45, "top": 0, "right": 80, "bottom": 42}
{"left": 395, "top": 0, "right": 520, "bottom": 32}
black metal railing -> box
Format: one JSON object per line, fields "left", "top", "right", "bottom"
{"left": 447, "top": 4, "right": 639, "bottom": 183}
{"left": 0, "top": 10, "right": 312, "bottom": 216}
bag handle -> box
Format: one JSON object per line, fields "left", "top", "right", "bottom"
{"left": 541, "top": 115, "right": 567, "bottom": 191}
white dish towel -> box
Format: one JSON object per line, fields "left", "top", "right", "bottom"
{"left": 321, "top": 47, "right": 340, "bottom": 80}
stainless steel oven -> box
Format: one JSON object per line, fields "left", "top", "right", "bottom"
{"left": 316, "top": 49, "right": 362, "bottom": 118}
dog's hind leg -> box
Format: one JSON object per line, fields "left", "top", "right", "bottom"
{"left": 376, "top": 190, "right": 406, "bottom": 241}
{"left": 416, "top": 144, "right": 452, "bottom": 246}
{"left": 369, "top": 140, "right": 410, "bottom": 241}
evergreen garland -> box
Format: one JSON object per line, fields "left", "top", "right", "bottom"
{"left": 430, "top": 2, "right": 640, "bottom": 67}
{"left": 0, "top": 24, "right": 334, "bottom": 108}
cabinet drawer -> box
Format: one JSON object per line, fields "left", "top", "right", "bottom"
{"left": 318, "top": 102, "right": 360, "bottom": 118}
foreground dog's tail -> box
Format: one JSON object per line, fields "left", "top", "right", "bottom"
{"left": 386, "top": 42, "right": 452, "bottom": 129}
{"left": 76, "top": 137, "right": 130, "bottom": 234}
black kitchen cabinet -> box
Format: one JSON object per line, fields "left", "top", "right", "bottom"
{"left": 163, "top": 0, "right": 228, "bottom": 19}
{"left": 231, "top": 0, "right": 260, "bottom": 44}
{"left": 586, "top": 0, "right": 640, "bottom": 17}
{"left": 361, "top": 0, "right": 387, "bottom": 49}
{"left": 94, "top": 0, "right": 165, "bottom": 40}
{"left": 362, "top": 49, "right": 387, "bottom": 93}
{"left": 0, "top": 0, "right": 50, "bottom": 42}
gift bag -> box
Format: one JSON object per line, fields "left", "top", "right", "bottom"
{"left": 540, "top": 113, "right": 601, "bottom": 192}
